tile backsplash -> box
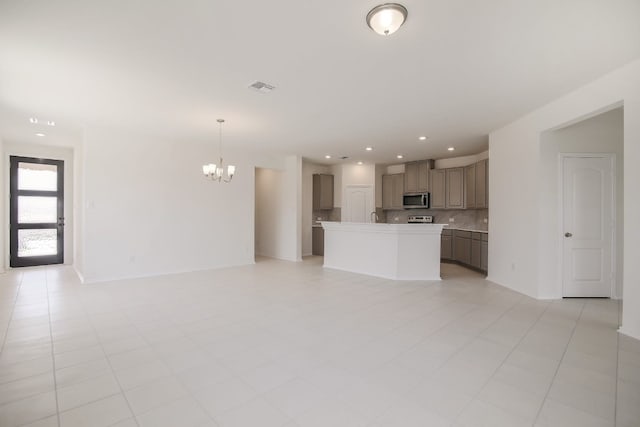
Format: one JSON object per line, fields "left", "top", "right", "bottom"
{"left": 313, "top": 208, "right": 341, "bottom": 223}
{"left": 384, "top": 208, "right": 489, "bottom": 231}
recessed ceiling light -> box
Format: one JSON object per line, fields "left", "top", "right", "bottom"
{"left": 419, "top": 136, "right": 427, "bottom": 141}
{"left": 397, "top": 154, "right": 403, "bottom": 159}
{"left": 29, "top": 117, "right": 38, "bottom": 124}
{"left": 448, "top": 147, "right": 455, "bottom": 151}
{"left": 365, "top": 147, "right": 373, "bottom": 151}
{"left": 47, "top": 121, "right": 55, "bottom": 126}
{"left": 325, "top": 155, "right": 331, "bottom": 159}
{"left": 35, "top": 133, "right": 45, "bottom": 137}
{"left": 357, "top": 161, "right": 363, "bottom": 165}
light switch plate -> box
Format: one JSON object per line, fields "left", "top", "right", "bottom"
{"left": 449, "top": 217, "right": 455, "bottom": 222}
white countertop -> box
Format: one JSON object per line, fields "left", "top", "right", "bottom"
{"left": 313, "top": 222, "right": 488, "bottom": 233}
{"left": 320, "top": 221, "right": 445, "bottom": 235}
{"left": 443, "top": 226, "right": 488, "bottom": 233}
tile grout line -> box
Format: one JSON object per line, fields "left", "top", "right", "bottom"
{"left": 613, "top": 299, "right": 621, "bottom": 427}
{"left": 46, "top": 267, "right": 62, "bottom": 427}
{"left": 448, "top": 297, "right": 554, "bottom": 424}
{"left": 80, "top": 289, "right": 141, "bottom": 427}
{"left": 372, "top": 293, "right": 544, "bottom": 424}
{"left": 532, "top": 300, "right": 587, "bottom": 425}
{"left": 0, "top": 270, "right": 23, "bottom": 356}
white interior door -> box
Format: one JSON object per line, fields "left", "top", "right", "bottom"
{"left": 343, "top": 185, "right": 374, "bottom": 223}
{"left": 562, "top": 155, "right": 614, "bottom": 297}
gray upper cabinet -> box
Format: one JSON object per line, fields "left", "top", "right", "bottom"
{"left": 429, "top": 169, "right": 446, "bottom": 209}
{"left": 382, "top": 173, "right": 404, "bottom": 210}
{"left": 313, "top": 174, "right": 334, "bottom": 210}
{"left": 445, "top": 167, "right": 465, "bottom": 209}
{"left": 404, "top": 160, "right": 433, "bottom": 194}
{"left": 430, "top": 159, "right": 487, "bottom": 210}
{"left": 464, "top": 163, "right": 476, "bottom": 209}
{"left": 475, "top": 159, "right": 488, "bottom": 208}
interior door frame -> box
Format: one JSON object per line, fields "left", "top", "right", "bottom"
{"left": 557, "top": 153, "right": 616, "bottom": 298}
{"left": 9, "top": 156, "right": 65, "bottom": 267}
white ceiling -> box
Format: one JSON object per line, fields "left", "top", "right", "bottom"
{"left": 1, "top": 0, "right": 639, "bottom": 165}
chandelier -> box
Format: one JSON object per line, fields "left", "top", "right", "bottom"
{"left": 202, "top": 119, "right": 236, "bottom": 183}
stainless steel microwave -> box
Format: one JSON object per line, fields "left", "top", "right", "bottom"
{"left": 403, "top": 192, "right": 430, "bottom": 209}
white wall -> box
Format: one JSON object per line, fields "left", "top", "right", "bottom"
{"left": 283, "top": 155, "right": 303, "bottom": 262}
{"left": 255, "top": 168, "right": 285, "bottom": 259}
{"left": 301, "top": 160, "right": 330, "bottom": 256}
{"left": 539, "top": 108, "right": 624, "bottom": 299}
{"left": 2, "top": 142, "right": 75, "bottom": 267}
{"left": 331, "top": 164, "right": 342, "bottom": 207}
{"left": 488, "top": 59, "right": 640, "bottom": 340}
{"left": 77, "top": 127, "right": 292, "bottom": 282}
{"left": 255, "top": 156, "right": 302, "bottom": 261}
{"left": 0, "top": 136, "right": 3, "bottom": 273}
{"left": 434, "top": 151, "right": 488, "bottom": 169}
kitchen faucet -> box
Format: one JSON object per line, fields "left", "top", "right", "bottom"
{"left": 370, "top": 211, "right": 378, "bottom": 223}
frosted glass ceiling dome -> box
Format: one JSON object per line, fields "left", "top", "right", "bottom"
{"left": 366, "top": 3, "right": 408, "bottom": 36}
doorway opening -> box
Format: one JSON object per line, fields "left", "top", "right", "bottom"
{"left": 9, "top": 156, "right": 65, "bottom": 267}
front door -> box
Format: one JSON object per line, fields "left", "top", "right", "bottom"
{"left": 9, "top": 156, "right": 65, "bottom": 267}
{"left": 562, "top": 155, "right": 614, "bottom": 297}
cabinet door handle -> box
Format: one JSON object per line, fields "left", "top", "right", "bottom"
{"left": 564, "top": 232, "right": 572, "bottom": 237}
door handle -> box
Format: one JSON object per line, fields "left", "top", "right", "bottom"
{"left": 564, "top": 232, "right": 572, "bottom": 237}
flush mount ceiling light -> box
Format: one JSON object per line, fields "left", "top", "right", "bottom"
{"left": 366, "top": 3, "right": 408, "bottom": 36}
{"left": 365, "top": 147, "right": 373, "bottom": 151}
{"left": 325, "top": 155, "right": 332, "bottom": 159}
{"left": 448, "top": 147, "right": 455, "bottom": 151}
{"left": 418, "top": 136, "right": 427, "bottom": 141}
{"left": 202, "top": 119, "right": 236, "bottom": 183}
{"left": 396, "top": 154, "right": 404, "bottom": 159}
{"left": 35, "top": 133, "right": 45, "bottom": 137}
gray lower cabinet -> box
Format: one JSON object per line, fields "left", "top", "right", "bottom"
{"left": 442, "top": 229, "right": 488, "bottom": 273}
{"left": 441, "top": 229, "right": 453, "bottom": 260}
{"left": 481, "top": 233, "right": 488, "bottom": 271}
{"left": 312, "top": 227, "right": 324, "bottom": 256}
{"left": 454, "top": 230, "right": 472, "bottom": 265}
{"left": 470, "top": 232, "right": 482, "bottom": 269}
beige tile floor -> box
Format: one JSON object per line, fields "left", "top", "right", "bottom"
{"left": 0, "top": 258, "right": 638, "bottom": 427}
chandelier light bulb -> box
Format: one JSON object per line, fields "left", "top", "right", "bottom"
{"left": 202, "top": 119, "right": 235, "bottom": 183}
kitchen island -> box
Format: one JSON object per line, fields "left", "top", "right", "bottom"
{"left": 320, "top": 221, "right": 445, "bottom": 280}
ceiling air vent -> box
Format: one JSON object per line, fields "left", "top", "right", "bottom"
{"left": 249, "top": 81, "right": 275, "bottom": 93}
